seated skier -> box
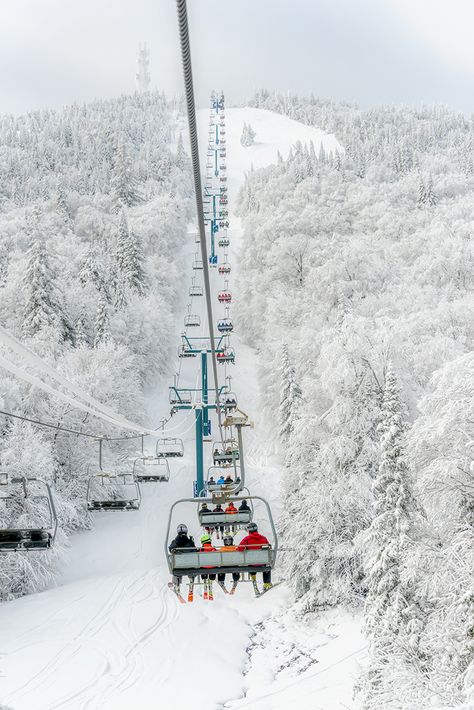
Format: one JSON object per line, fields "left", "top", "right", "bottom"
{"left": 200, "top": 502, "right": 212, "bottom": 515}
{"left": 224, "top": 474, "right": 234, "bottom": 484}
{"left": 169, "top": 523, "right": 196, "bottom": 594}
{"left": 225, "top": 501, "right": 238, "bottom": 515}
{"left": 213, "top": 503, "right": 225, "bottom": 537}
{"left": 200, "top": 533, "right": 217, "bottom": 600}
{"left": 217, "top": 474, "right": 226, "bottom": 485}
{"left": 208, "top": 476, "right": 216, "bottom": 486}
{"left": 217, "top": 534, "right": 240, "bottom": 593}
{"left": 238, "top": 522, "right": 272, "bottom": 592}
{"left": 238, "top": 499, "right": 250, "bottom": 512}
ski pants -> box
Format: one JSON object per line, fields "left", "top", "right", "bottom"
{"left": 200, "top": 573, "right": 216, "bottom": 581}
{"left": 250, "top": 571, "right": 271, "bottom": 584}
{"left": 217, "top": 572, "right": 240, "bottom": 582}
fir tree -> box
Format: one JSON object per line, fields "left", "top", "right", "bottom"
{"left": 279, "top": 344, "right": 302, "bottom": 441}
{"left": 110, "top": 141, "right": 141, "bottom": 212}
{"left": 116, "top": 210, "right": 146, "bottom": 295}
{"left": 94, "top": 291, "right": 110, "bottom": 347}
{"left": 22, "top": 235, "right": 73, "bottom": 343}
{"left": 361, "top": 365, "right": 423, "bottom": 708}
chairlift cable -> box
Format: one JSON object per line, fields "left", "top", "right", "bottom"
{"left": 175, "top": 0, "right": 225, "bottom": 445}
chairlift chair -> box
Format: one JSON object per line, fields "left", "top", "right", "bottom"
{"left": 166, "top": 495, "right": 277, "bottom": 580}
{"left": 189, "top": 284, "right": 203, "bottom": 297}
{"left": 217, "top": 318, "right": 233, "bottom": 333}
{"left": 86, "top": 472, "right": 141, "bottom": 511}
{"left": 217, "top": 348, "right": 235, "bottom": 365}
{"left": 192, "top": 259, "right": 203, "bottom": 271}
{"left": 133, "top": 457, "right": 170, "bottom": 483}
{"left": 219, "top": 391, "right": 238, "bottom": 411}
{"left": 169, "top": 389, "right": 192, "bottom": 405}
{"left": 198, "top": 495, "right": 253, "bottom": 530}
{"left": 156, "top": 437, "right": 184, "bottom": 458}
{"left": 218, "top": 291, "right": 232, "bottom": 303}
{"left": 0, "top": 474, "right": 58, "bottom": 551}
{"left": 184, "top": 314, "right": 201, "bottom": 328}
{"left": 218, "top": 263, "right": 231, "bottom": 275}
{"left": 212, "top": 439, "right": 240, "bottom": 466}
{"left": 218, "top": 237, "right": 230, "bottom": 248}
{"left": 178, "top": 345, "right": 197, "bottom": 358}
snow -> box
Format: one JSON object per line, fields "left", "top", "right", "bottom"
{"left": 0, "top": 107, "right": 360, "bottom": 710}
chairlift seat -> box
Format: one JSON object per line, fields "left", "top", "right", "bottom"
{"left": 198, "top": 511, "right": 251, "bottom": 526}
{"left": 156, "top": 437, "right": 184, "bottom": 458}
{"left": 0, "top": 529, "right": 53, "bottom": 551}
{"left": 171, "top": 547, "right": 273, "bottom": 577}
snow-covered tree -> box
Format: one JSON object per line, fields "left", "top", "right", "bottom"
{"left": 240, "top": 122, "right": 256, "bottom": 147}
{"left": 94, "top": 291, "right": 110, "bottom": 347}
{"left": 110, "top": 141, "right": 141, "bottom": 211}
{"left": 279, "top": 344, "right": 302, "bottom": 441}
{"left": 116, "top": 210, "right": 146, "bottom": 295}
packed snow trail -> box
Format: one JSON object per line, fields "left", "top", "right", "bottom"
{"left": 0, "top": 108, "right": 362, "bottom": 710}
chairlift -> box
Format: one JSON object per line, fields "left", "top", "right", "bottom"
{"left": 218, "top": 291, "right": 232, "bottom": 303}
{"left": 169, "top": 389, "right": 192, "bottom": 405}
{"left": 217, "top": 318, "right": 233, "bottom": 333}
{"left": 185, "top": 314, "right": 201, "bottom": 327}
{"left": 198, "top": 494, "right": 253, "bottom": 529}
{"left": 189, "top": 284, "right": 203, "bottom": 297}
{"left": 219, "top": 391, "right": 238, "bottom": 411}
{"left": 218, "top": 263, "right": 231, "bottom": 275}
{"left": 133, "top": 457, "right": 170, "bottom": 483}
{"left": 87, "top": 472, "right": 141, "bottom": 511}
{"left": 0, "top": 474, "right": 57, "bottom": 551}
{"left": 218, "top": 237, "right": 230, "bottom": 248}
{"left": 192, "top": 259, "right": 203, "bottom": 270}
{"left": 156, "top": 437, "right": 184, "bottom": 458}
{"left": 204, "top": 463, "right": 243, "bottom": 497}
{"left": 166, "top": 495, "right": 277, "bottom": 581}
{"left": 178, "top": 344, "right": 197, "bottom": 358}
{"left": 212, "top": 439, "right": 240, "bottom": 465}
{"left": 217, "top": 348, "right": 235, "bottom": 365}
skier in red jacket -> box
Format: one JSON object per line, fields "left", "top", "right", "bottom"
{"left": 238, "top": 522, "right": 272, "bottom": 591}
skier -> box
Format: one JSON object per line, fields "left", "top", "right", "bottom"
{"left": 200, "top": 502, "right": 212, "bottom": 515}
{"left": 238, "top": 522, "right": 273, "bottom": 593}
{"left": 225, "top": 501, "right": 238, "bottom": 514}
{"left": 200, "top": 533, "right": 217, "bottom": 600}
{"left": 217, "top": 474, "right": 226, "bottom": 485}
{"left": 169, "top": 524, "right": 196, "bottom": 600}
{"left": 213, "top": 503, "right": 225, "bottom": 537}
{"left": 217, "top": 534, "right": 240, "bottom": 594}
{"left": 238, "top": 499, "right": 250, "bottom": 512}
{"left": 224, "top": 474, "right": 234, "bottom": 484}
{"left": 209, "top": 476, "right": 216, "bottom": 486}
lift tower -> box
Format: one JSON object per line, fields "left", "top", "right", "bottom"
{"left": 136, "top": 43, "right": 151, "bottom": 92}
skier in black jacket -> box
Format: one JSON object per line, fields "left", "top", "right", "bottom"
{"left": 169, "top": 524, "right": 195, "bottom": 553}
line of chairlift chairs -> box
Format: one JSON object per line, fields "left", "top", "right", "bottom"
{"left": 0, "top": 97, "right": 277, "bottom": 593}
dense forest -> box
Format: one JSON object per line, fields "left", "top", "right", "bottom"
{"left": 0, "top": 92, "right": 192, "bottom": 598}
{"left": 237, "top": 91, "right": 474, "bottom": 709}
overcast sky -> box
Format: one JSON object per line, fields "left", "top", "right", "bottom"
{"left": 1, "top": 0, "right": 473, "bottom": 116}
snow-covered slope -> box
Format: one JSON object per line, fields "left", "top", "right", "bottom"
{"left": 0, "top": 108, "right": 362, "bottom": 710}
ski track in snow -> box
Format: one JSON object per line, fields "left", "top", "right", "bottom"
{"left": 0, "top": 108, "right": 362, "bottom": 710}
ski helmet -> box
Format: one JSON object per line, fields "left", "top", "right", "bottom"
{"left": 200, "top": 533, "right": 212, "bottom": 544}
{"left": 177, "top": 523, "right": 188, "bottom": 535}
{"left": 223, "top": 535, "right": 234, "bottom": 545}
{"left": 247, "top": 522, "right": 258, "bottom": 532}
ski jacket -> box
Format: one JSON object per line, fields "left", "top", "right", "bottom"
{"left": 213, "top": 506, "right": 224, "bottom": 513}
{"left": 200, "top": 507, "right": 212, "bottom": 515}
{"left": 201, "top": 541, "right": 217, "bottom": 568}
{"left": 220, "top": 545, "right": 238, "bottom": 552}
{"left": 225, "top": 504, "right": 238, "bottom": 514}
{"left": 217, "top": 477, "right": 226, "bottom": 484}
{"left": 238, "top": 532, "right": 269, "bottom": 551}
{"left": 169, "top": 534, "right": 195, "bottom": 553}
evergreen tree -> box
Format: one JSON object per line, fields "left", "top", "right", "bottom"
{"left": 279, "top": 344, "right": 302, "bottom": 441}
{"left": 116, "top": 210, "right": 146, "bottom": 295}
{"left": 175, "top": 132, "right": 187, "bottom": 169}
{"left": 22, "top": 235, "right": 73, "bottom": 343}
{"left": 110, "top": 141, "right": 141, "bottom": 212}
{"left": 361, "top": 365, "right": 423, "bottom": 708}
{"left": 94, "top": 291, "right": 110, "bottom": 347}
{"left": 240, "top": 122, "right": 256, "bottom": 147}
{"left": 425, "top": 175, "right": 438, "bottom": 207}
{"left": 417, "top": 175, "right": 427, "bottom": 207}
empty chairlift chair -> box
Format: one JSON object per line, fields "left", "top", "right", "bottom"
{"left": 156, "top": 437, "right": 184, "bottom": 458}
{"left": 0, "top": 474, "right": 58, "bottom": 551}
{"left": 189, "top": 284, "right": 203, "bottom": 297}
{"left": 133, "top": 457, "right": 170, "bottom": 483}
{"left": 169, "top": 389, "right": 192, "bottom": 405}
{"left": 219, "top": 391, "right": 238, "bottom": 411}
{"left": 86, "top": 472, "right": 141, "bottom": 511}
{"left": 184, "top": 314, "right": 201, "bottom": 328}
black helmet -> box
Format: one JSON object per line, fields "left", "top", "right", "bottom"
{"left": 247, "top": 522, "right": 258, "bottom": 532}
{"left": 177, "top": 523, "right": 188, "bottom": 535}
{"left": 223, "top": 535, "right": 234, "bottom": 545}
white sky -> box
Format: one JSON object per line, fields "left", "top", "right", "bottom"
{"left": 0, "top": 0, "right": 473, "bottom": 115}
